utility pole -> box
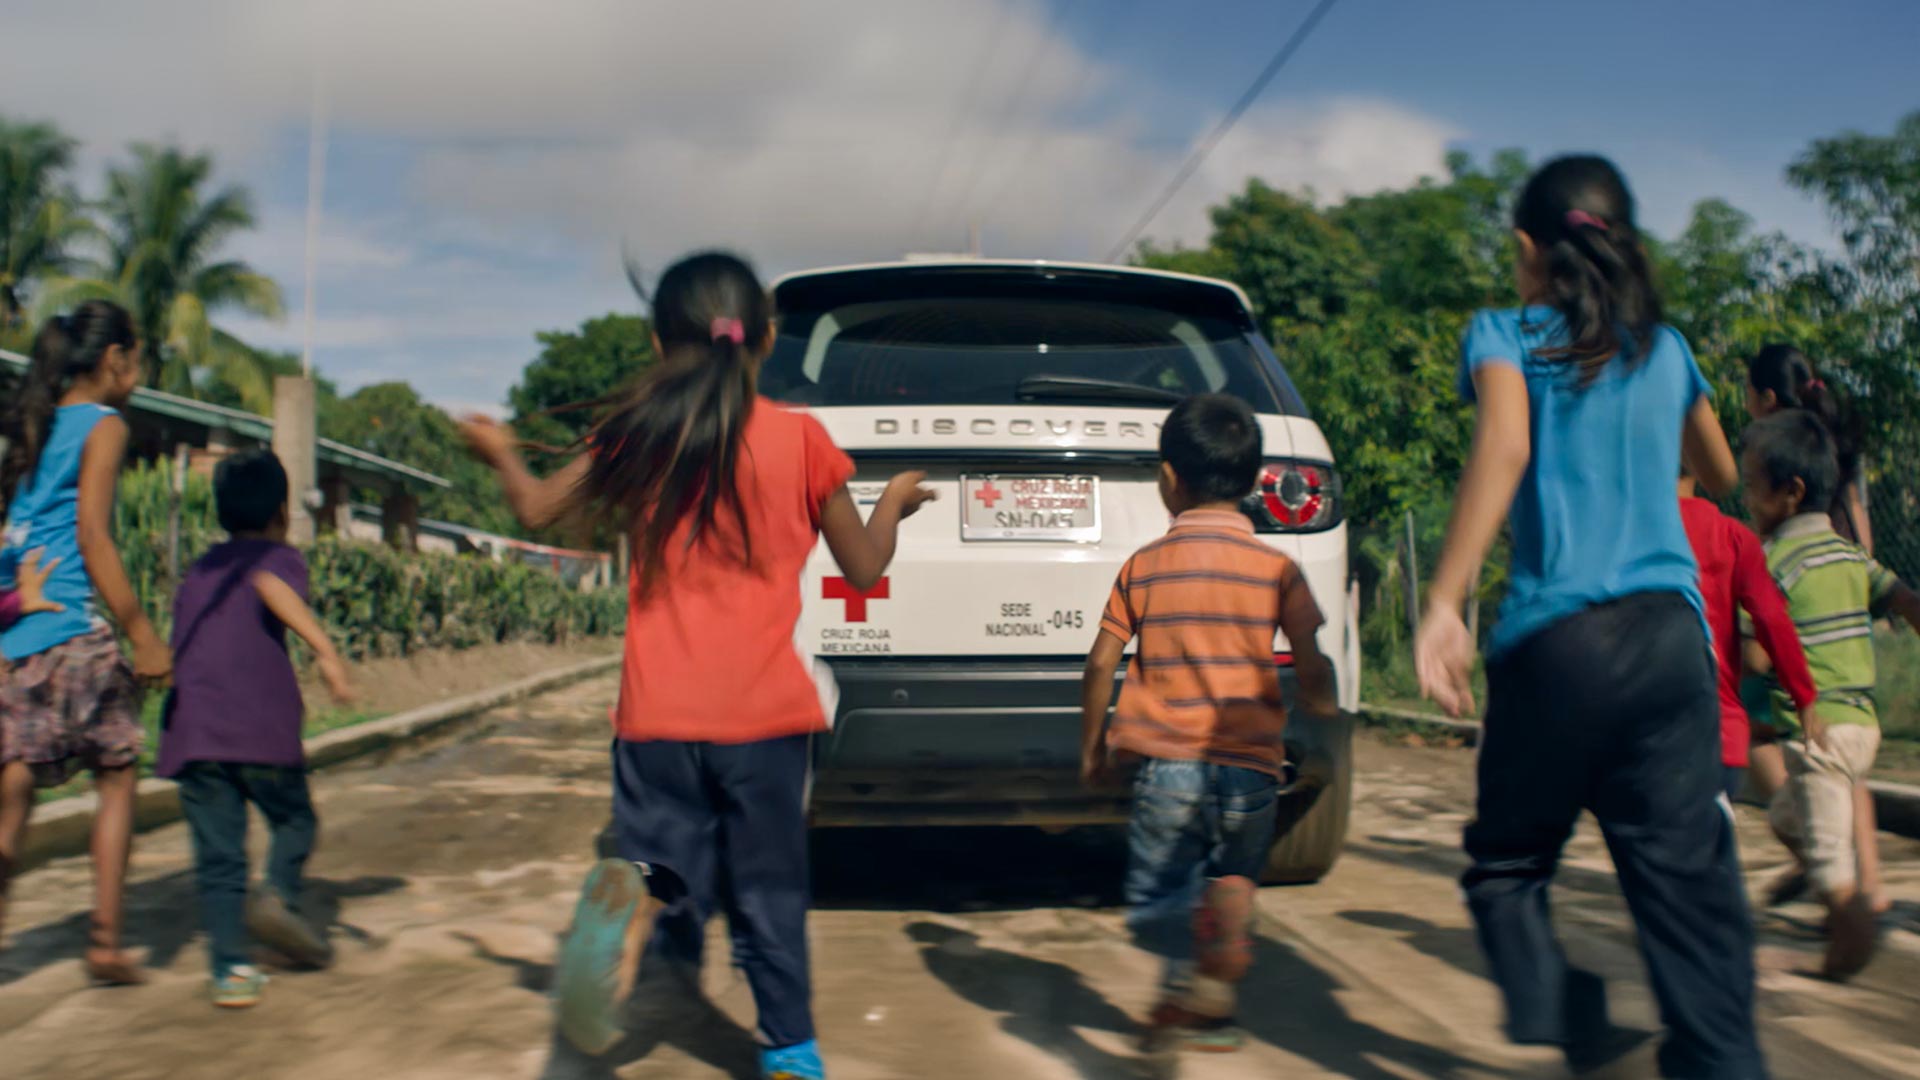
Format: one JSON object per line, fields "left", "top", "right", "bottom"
{"left": 276, "top": 60, "right": 326, "bottom": 546}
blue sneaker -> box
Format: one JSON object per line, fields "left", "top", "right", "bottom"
{"left": 761, "top": 1039, "right": 826, "bottom": 1080}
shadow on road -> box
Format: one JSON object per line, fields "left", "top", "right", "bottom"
{"left": 0, "top": 873, "right": 403, "bottom": 985}
{"left": 532, "top": 958, "right": 762, "bottom": 1080}
{"left": 813, "top": 826, "right": 1128, "bottom": 911}
{"left": 906, "top": 921, "right": 1148, "bottom": 1080}
{"left": 1337, "top": 909, "right": 1489, "bottom": 982}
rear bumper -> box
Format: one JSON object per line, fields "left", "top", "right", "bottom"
{"left": 810, "top": 657, "right": 1340, "bottom": 827}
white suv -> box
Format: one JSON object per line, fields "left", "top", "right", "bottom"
{"left": 767, "top": 260, "right": 1360, "bottom": 882}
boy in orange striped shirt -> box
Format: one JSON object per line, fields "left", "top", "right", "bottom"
{"left": 1081, "top": 393, "right": 1337, "bottom": 1055}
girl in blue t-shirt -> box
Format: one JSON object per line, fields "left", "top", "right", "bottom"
{"left": 1415, "top": 157, "right": 1765, "bottom": 1079}
{"left": 0, "top": 301, "right": 169, "bottom": 985}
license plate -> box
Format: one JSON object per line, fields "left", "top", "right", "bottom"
{"left": 960, "top": 475, "right": 1100, "bottom": 542}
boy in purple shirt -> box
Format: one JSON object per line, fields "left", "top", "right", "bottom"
{"left": 159, "top": 451, "right": 355, "bottom": 1008}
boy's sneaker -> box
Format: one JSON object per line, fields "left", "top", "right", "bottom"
{"left": 555, "top": 859, "right": 659, "bottom": 1056}
{"left": 212, "top": 965, "right": 268, "bottom": 1009}
{"left": 1141, "top": 1001, "right": 1246, "bottom": 1055}
{"left": 246, "top": 890, "right": 333, "bottom": 969}
{"left": 761, "top": 1039, "right": 826, "bottom": 1080}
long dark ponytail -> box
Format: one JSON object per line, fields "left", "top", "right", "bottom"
{"left": 569, "top": 251, "right": 771, "bottom": 589}
{"left": 1746, "top": 343, "right": 1863, "bottom": 505}
{"left": 1, "top": 300, "right": 135, "bottom": 506}
{"left": 1513, "top": 155, "right": 1664, "bottom": 387}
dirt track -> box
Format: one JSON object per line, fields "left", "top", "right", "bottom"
{"left": 2, "top": 674, "right": 1917, "bottom": 1079}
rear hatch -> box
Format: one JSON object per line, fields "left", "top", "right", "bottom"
{"left": 765, "top": 263, "right": 1336, "bottom": 662}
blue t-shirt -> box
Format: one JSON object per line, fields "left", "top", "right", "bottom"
{"left": 1460, "top": 308, "right": 1709, "bottom": 658}
{"left": 0, "top": 404, "right": 118, "bottom": 661}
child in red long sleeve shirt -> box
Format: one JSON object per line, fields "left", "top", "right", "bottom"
{"left": 1678, "top": 473, "right": 1818, "bottom": 799}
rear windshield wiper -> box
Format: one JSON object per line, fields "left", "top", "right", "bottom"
{"left": 1015, "top": 375, "right": 1186, "bottom": 405}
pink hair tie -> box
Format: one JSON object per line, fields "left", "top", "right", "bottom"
{"left": 710, "top": 317, "right": 746, "bottom": 345}
{"left": 1808, "top": 378, "right": 1827, "bottom": 391}
{"left": 1565, "top": 209, "right": 1609, "bottom": 232}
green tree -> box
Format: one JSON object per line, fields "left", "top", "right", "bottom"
{"left": 0, "top": 117, "right": 90, "bottom": 333}
{"left": 507, "top": 313, "right": 653, "bottom": 451}
{"left": 323, "top": 381, "right": 519, "bottom": 537}
{"left": 41, "top": 144, "right": 283, "bottom": 409}
{"left": 1787, "top": 110, "right": 1920, "bottom": 306}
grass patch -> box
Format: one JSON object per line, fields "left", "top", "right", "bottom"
{"left": 1361, "top": 644, "right": 1485, "bottom": 716}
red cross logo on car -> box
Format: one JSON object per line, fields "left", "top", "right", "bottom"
{"left": 822, "top": 576, "right": 889, "bottom": 622}
{"left": 974, "top": 480, "right": 1004, "bottom": 509}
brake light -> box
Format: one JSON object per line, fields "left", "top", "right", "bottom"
{"left": 1241, "top": 461, "right": 1341, "bottom": 533}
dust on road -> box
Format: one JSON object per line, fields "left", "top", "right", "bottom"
{"left": 2, "top": 675, "right": 1917, "bottom": 1079}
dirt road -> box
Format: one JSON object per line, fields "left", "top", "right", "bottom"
{"left": 2, "top": 674, "right": 1916, "bottom": 1079}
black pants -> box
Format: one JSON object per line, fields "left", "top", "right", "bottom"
{"left": 612, "top": 735, "right": 813, "bottom": 1049}
{"left": 1463, "top": 593, "right": 1765, "bottom": 1080}
{"left": 176, "top": 762, "right": 317, "bottom": 976}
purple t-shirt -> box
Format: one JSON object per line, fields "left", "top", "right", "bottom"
{"left": 156, "top": 540, "right": 309, "bottom": 778}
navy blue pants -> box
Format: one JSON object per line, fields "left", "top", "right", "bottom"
{"left": 1464, "top": 594, "right": 1766, "bottom": 1080}
{"left": 176, "top": 762, "right": 317, "bottom": 976}
{"left": 612, "top": 735, "right": 813, "bottom": 1049}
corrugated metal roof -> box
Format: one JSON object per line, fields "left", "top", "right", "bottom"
{"left": 0, "top": 349, "right": 450, "bottom": 490}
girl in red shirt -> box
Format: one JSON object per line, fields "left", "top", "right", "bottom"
{"left": 464, "top": 252, "right": 931, "bottom": 1079}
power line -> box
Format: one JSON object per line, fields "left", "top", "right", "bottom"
{"left": 944, "top": 0, "right": 1078, "bottom": 236}
{"left": 976, "top": 0, "right": 1139, "bottom": 230}
{"left": 914, "top": 3, "right": 1015, "bottom": 237}
{"left": 1103, "top": 0, "right": 1340, "bottom": 264}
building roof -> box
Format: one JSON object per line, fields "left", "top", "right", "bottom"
{"left": 0, "top": 350, "right": 449, "bottom": 492}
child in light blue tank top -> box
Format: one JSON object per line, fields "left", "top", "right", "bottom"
{"left": 0, "top": 301, "right": 166, "bottom": 985}
{"left": 1414, "top": 157, "right": 1766, "bottom": 1078}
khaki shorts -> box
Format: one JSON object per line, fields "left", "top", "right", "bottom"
{"left": 1768, "top": 724, "right": 1880, "bottom": 894}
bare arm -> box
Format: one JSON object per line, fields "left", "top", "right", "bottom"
{"left": 1886, "top": 582, "right": 1920, "bottom": 637}
{"left": 76, "top": 416, "right": 170, "bottom": 683}
{"left": 1280, "top": 574, "right": 1337, "bottom": 719}
{"left": 1682, "top": 396, "right": 1737, "bottom": 498}
{"left": 1080, "top": 632, "right": 1126, "bottom": 787}
{"left": 252, "top": 570, "right": 356, "bottom": 704}
{"left": 459, "top": 416, "right": 588, "bottom": 531}
{"left": 1416, "top": 363, "right": 1529, "bottom": 716}
{"left": 1844, "top": 482, "right": 1873, "bottom": 557}
{"left": 818, "top": 473, "right": 936, "bottom": 592}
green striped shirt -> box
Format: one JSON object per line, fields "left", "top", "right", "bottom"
{"left": 1742, "top": 513, "right": 1895, "bottom": 733}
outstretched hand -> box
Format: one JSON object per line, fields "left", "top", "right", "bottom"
{"left": 15, "top": 548, "right": 66, "bottom": 615}
{"left": 1416, "top": 605, "right": 1477, "bottom": 718}
{"left": 884, "top": 470, "right": 939, "bottom": 519}
{"left": 458, "top": 415, "right": 520, "bottom": 466}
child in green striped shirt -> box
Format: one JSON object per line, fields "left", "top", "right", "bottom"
{"left": 1741, "top": 410, "right": 1920, "bottom": 979}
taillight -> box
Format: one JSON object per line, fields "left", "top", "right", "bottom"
{"left": 1241, "top": 460, "right": 1342, "bottom": 533}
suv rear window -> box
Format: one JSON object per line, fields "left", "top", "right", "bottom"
{"left": 761, "top": 293, "right": 1289, "bottom": 413}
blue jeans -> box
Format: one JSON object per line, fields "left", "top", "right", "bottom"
{"left": 1124, "top": 758, "right": 1280, "bottom": 989}
{"left": 176, "top": 762, "right": 317, "bottom": 976}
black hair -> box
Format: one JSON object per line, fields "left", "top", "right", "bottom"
{"left": 1160, "top": 393, "right": 1262, "bottom": 502}
{"left": 1745, "top": 410, "right": 1838, "bottom": 515}
{"left": 1, "top": 300, "right": 136, "bottom": 506}
{"left": 1513, "top": 155, "right": 1664, "bottom": 387}
{"left": 569, "top": 251, "right": 771, "bottom": 588}
{"left": 213, "top": 450, "right": 290, "bottom": 534}
{"left": 1745, "top": 343, "right": 1862, "bottom": 496}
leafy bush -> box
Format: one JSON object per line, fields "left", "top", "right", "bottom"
{"left": 115, "top": 462, "right": 623, "bottom": 656}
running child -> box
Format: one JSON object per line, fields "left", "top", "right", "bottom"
{"left": 1080, "top": 392, "right": 1337, "bottom": 1057}
{"left": 1415, "top": 156, "right": 1765, "bottom": 1078}
{"left": 461, "top": 251, "right": 933, "bottom": 1080}
{"left": 0, "top": 301, "right": 168, "bottom": 983}
{"left": 157, "top": 450, "right": 356, "bottom": 1008}
{"left": 1738, "top": 410, "right": 1920, "bottom": 979}
{"left": 1742, "top": 345, "right": 1892, "bottom": 914}
{"left": 1677, "top": 468, "right": 1818, "bottom": 801}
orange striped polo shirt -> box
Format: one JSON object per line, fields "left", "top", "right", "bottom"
{"left": 1099, "top": 508, "right": 1322, "bottom": 776}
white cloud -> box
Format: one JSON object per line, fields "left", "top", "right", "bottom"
{"left": 0, "top": 0, "right": 1458, "bottom": 407}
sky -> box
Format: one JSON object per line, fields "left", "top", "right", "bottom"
{"left": 2, "top": 0, "right": 1915, "bottom": 415}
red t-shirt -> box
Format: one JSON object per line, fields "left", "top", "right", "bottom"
{"left": 612, "top": 400, "right": 853, "bottom": 744}
{"left": 1678, "top": 497, "right": 1816, "bottom": 766}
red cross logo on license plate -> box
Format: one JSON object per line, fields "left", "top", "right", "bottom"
{"left": 973, "top": 479, "right": 1003, "bottom": 509}
{"left": 822, "top": 576, "right": 889, "bottom": 622}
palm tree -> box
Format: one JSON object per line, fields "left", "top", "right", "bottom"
{"left": 0, "top": 117, "right": 90, "bottom": 335}
{"left": 40, "top": 144, "right": 283, "bottom": 411}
